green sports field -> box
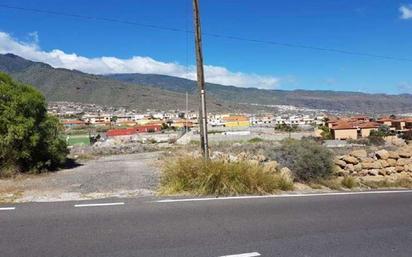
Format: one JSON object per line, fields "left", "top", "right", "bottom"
{"left": 66, "top": 135, "right": 90, "bottom": 146}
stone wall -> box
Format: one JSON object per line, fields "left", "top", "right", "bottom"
{"left": 335, "top": 146, "right": 412, "bottom": 177}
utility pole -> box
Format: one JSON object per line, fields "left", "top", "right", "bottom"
{"left": 193, "top": 0, "right": 209, "bottom": 159}
{"left": 185, "top": 91, "right": 188, "bottom": 133}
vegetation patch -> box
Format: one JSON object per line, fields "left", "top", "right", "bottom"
{"left": 361, "top": 177, "right": 412, "bottom": 189}
{"left": 248, "top": 137, "right": 264, "bottom": 143}
{"left": 341, "top": 176, "right": 357, "bottom": 189}
{"left": 0, "top": 73, "right": 68, "bottom": 177}
{"left": 271, "top": 139, "right": 334, "bottom": 182}
{"left": 159, "top": 156, "right": 293, "bottom": 196}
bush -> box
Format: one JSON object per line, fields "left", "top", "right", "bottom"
{"left": 273, "top": 139, "right": 334, "bottom": 182}
{"left": 275, "top": 124, "right": 299, "bottom": 132}
{"left": 0, "top": 73, "right": 68, "bottom": 176}
{"left": 159, "top": 157, "right": 293, "bottom": 196}
{"left": 368, "top": 131, "right": 385, "bottom": 146}
{"left": 248, "top": 137, "right": 264, "bottom": 143}
{"left": 318, "top": 125, "right": 333, "bottom": 140}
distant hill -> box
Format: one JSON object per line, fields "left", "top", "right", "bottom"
{"left": 1, "top": 53, "right": 412, "bottom": 114}
{"left": 0, "top": 54, "right": 260, "bottom": 112}
{"left": 107, "top": 73, "right": 412, "bottom": 114}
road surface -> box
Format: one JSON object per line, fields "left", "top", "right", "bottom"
{"left": 2, "top": 191, "right": 412, "bottom": 257}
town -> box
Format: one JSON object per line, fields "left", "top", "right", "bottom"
{"left": 49, "top": 101, "right": 412, "bottom": 147}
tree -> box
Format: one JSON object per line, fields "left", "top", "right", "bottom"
{"left": 318, "top": 125, "right": 333, "bottom": 140}
{"left": 0, "top": 72, "right": 68, "bottom": 175}
{"left": 377, "top": 125, "right": 391, "bottom": 137}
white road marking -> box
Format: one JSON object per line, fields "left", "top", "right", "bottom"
{"left": 74, "top": 202, "right": 124, "bottom": 208}
{"left": 0, "top": 207, "right": 16, "bottom": 211}
{"left": 220, "top": 252, "right": 261, "bottom": 257}
{"left": 156, "top": 190, "right": 412, "bottom": 203}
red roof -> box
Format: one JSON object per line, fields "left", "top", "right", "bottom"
{"left": 106, "top": 128, "right": 136, "bottom": 137}
{"left": 106, "top": 124, "right": 162, "bottom": 137}
{"left": 356, "top": 121, "right": 380, "bottom": 129}
{"left": 63, "top": 120, "right": 85, "bottom": 125}
{"left": 331, "top": 122, "right": 357, "bottom": 130}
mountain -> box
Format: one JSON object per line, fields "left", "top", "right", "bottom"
{"left": 107, "top": 73, "right": 412, "bottom": 114}
{"left": 0, "top": 54, "right": 260, "bottom": 112}
{"left": 1, "top": 53, "right": 412, "bottom": 114}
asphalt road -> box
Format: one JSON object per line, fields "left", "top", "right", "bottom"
{"left": 2, "top": 191, "right": 412, "bottom": 257}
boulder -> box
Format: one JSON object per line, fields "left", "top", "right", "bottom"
{"left": 397, "top": 158, "right": 411, "bottom": 166}
{"left": 375, "top": 149, "right": 390, "bottom": 160}
{"left": 342, "top": 155, "right": 359, "bottom": 165}
{"left": 345, "top": 163, "right": 355, "bottom": 173}
{"left": 378, "top": 160, "right": 390, "bottom": 168}
{"left": 387, "top": 158, "right": 397, "bottom": 167}
{"left": 263, "top": 161, "right": 278, "bottom": 172}
{"left": 405, "top": 164, "right": 412, "bottom": 173}
{"left": 354, "top": 163, "right": 363, "bottom": 172}
{"left": 385, "top": 167, "right": 396, "bottom": 175}
{"left": 395, "top": 166, "right": 405, "bottom": 173}
{"left": 378, "top": 169, "right": 387, "bottom": 176}
{"left": 360, "top": 157, "right": 374, "bottom": 163}
{"left": 359, "top": 170, "right": 369, "bottom": 176}
{"left": 398, "top": 151, "right": 412, "bottom": 158}
{"left": 350, "top": 149, "right": 368, "bottom": 159}
{"left": 335, "top": 166, "right": 349, "bottom": 176}
{"left": 388, "top": 151, "right": 400, "bottom": 159}
{"left": 368, "top": 169, "right": 379, "bottom": 176}
{"left": 362, "top": 162, "right": 382, "bottom": 170}
{"left": 334, "top": 159, "right": 347, "bottom": 168}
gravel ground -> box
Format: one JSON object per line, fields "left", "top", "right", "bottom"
{"left": 0, "top": 152, "right": 161, "bottom": 202}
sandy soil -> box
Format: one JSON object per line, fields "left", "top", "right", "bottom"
{"left": 0, "top": 152, "right": 161, "bottom": 203}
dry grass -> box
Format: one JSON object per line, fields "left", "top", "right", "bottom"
{"left": 361, "top": 177, "right": 412, "bottom": 189}
{"left": 0, "top": 183, "right": 23, "bottom": 203}
{"left": 159, "top": 156, "right": 293, "bottom": 196}
{"left": 319, "top": 179, "right": 342, "bottom": 190}
{"left": 341, "top": 176, "right": 357, "bottom": 189}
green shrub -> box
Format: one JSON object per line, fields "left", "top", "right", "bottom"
{"left": 159, "top": 157, "right": 293, "bottom": 196}
{"left": 0, "top": 72, "right": 68, "bottom": 176}
{"left": 273, "top": 139, "right": 334, "bottom": 182}
{"left": 318, "top": 125, "right": 333, "bottom": 140}
{"left": 275, "top": 124, "right": 299, "bottom": 132}
{"left": 248, "top": 137, "right": 264, "bottom": 143}
{"left": 368, "top": 131, "right": 385, "bottom": 146}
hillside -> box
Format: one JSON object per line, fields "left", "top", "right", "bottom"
{"left": 107, "top": 73, "right": 412, "bottom": 114}
{"left": 1, "top": 53, "right": 412, "bottom": 114}
{"left": 0, "top": 54, "right": 261, "bottom": 112}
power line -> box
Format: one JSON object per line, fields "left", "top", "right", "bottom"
{"left": 1, "top": 3, "right": 411, "bottom": 63}
{"left": 0, "top": 4, "right": 186, "bottom": 33}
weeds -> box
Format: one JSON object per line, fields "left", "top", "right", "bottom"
{"left": 248, "top": 137, "right": 264, "bottom": 143}
{"left": 361, "top": 177, "right": 412, "bottom": 189}
{"left": 341, "top": 176, "right": 357, "bottom": 189}
{"left": 159, "top": 156, "right": 293, "bottom": 196}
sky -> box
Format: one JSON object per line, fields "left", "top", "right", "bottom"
{"left": 0, "top": 0, "right": 411, "bottom": 94}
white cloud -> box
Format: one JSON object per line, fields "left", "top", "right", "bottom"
{"left": 400, "top": 4, "right": 412, "bottom": 19}
{"left": 0, "top": 31, "right": 279, "bottom": 89}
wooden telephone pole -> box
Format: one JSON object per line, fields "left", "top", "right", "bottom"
{"left": 193, "top": 0, "right": 209, "bottom": 159}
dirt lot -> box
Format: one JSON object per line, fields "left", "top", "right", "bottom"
{"left": 0, "top": 152, "right": 161, "bottom": 203}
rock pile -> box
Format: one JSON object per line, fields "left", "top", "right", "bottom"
{"left": 334, "top": 146, "right": 412, "bottom": 177}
